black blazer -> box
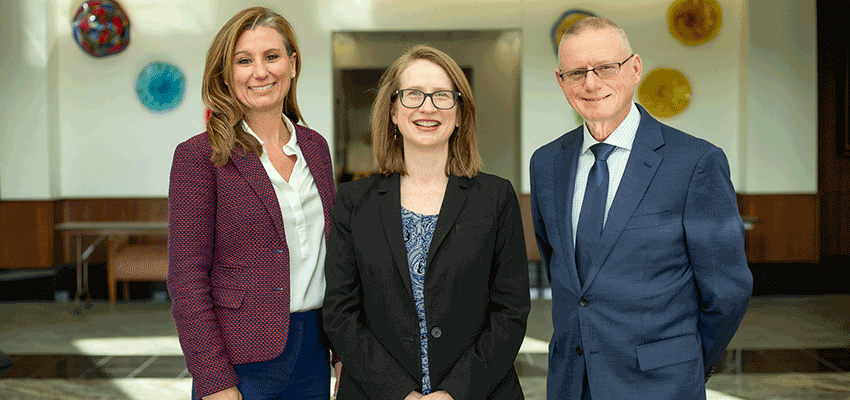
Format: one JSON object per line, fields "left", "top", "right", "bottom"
{"left": 323, "top": 172, "right": 530, "bottom": 399}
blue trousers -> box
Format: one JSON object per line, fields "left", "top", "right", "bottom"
{"left": 192, "top": 310, "right": 330, "bottom": 400}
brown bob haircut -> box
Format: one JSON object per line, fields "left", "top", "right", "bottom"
{"left": 201, "top": 7, "right": 304, "bottom": 166}
{"left": 371, "top": 45, "right": 481, "bottom": 178}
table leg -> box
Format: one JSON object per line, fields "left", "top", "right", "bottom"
{"left": 73, "top": 234, "right": 107, "bottom": 314}
{"left": 74, "top": 235, "right": 83, "bottom": 315}
{"left": 83, "top": 258, "right": 92, "bottom": 310}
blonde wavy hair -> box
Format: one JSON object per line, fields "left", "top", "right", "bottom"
{"left": 202, "top": 7, "right": 304, "bottom": 166}
{"left": 371, "top": 45, "right": 481, "bottom": 178}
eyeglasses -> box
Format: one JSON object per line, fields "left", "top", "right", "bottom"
{"left": 394, "top": 89, "right": 461, "bottom": 110}
{"left": 558, "top": 54, "right": 635, "bottom": 83}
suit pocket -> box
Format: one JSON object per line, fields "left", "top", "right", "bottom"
{"left": 623, "top": 210, "right": 672, "bottom": 230}
{"left": 210, "top": 286, "right": 245, "bottom": 309}
{"left": 636, "top": 334, "right": 700, "bottom": 371}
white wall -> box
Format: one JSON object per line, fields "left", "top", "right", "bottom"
{"left": 1, "top": 0, "right": 53, "bottom": 200}
{"left": 0, "top": 0, "right": 818, "bottom": 199}
{"left": 744, "top": 0, "right": 817, "bottom": 193}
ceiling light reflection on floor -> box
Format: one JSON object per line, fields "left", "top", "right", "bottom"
{"left": 72, "top": 336, "right": 183, "bottom": 356}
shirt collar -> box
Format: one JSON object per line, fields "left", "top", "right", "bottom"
{"left": 581, "top": 102, "right": 640, "bottom": 154}
{"left": 241, "top": 113, "right": 298, "bottom": 152}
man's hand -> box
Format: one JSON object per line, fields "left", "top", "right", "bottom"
{"left": 203, "top": 386, "right": 242, "bottom": 400}
{"left": 404, "top": 390, "right": 424, "bottom": 400}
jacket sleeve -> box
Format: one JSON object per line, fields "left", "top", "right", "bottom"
{"left": 436, "top": 180, "right": 531, "bottom": 398}
{"left": 167, "top": 138, "right": 238, "bottom": 399}
{"left": 322, "top": 184, "right": 420, "bottom": 399}
{"left": 529, "top": 152, "right": 554, "bottom": 282}
{"left": 683, "top": 146, "right": 753, "bottom": 374}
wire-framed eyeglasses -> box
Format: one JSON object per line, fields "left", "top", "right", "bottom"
{"left": 558, "top": 54, "right": 635, "bottom": 83}
{"left": 394, "top": 89, "right": 461, "bottom": 110}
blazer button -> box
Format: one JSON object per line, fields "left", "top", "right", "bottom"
{"left": 430, "top": 327, "right": 442, "bottom": 338}
{"left": 579, "top": 297, "right": 589, "bottom": 307}
{"left": 576, "top": 346, "right": 583, "bottom": 356}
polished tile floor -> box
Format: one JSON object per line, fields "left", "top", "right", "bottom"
{"left": 0, "top": 295, "right": 848, "bottom": 399}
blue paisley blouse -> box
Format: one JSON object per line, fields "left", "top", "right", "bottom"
{"left": 401, "top": 206, "right": 439, "bottom": 394}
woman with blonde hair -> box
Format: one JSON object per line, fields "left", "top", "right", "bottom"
{"left": 168, "top": 7, "right": 336, "bottom": 400}
{"left": 323, "top": 45, "right": 530, "bottom": 399}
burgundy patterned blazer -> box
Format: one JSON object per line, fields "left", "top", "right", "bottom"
{"left": 167, "top": 124, "right": 335, "bottom": 399}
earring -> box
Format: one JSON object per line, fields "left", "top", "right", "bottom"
{"left": 393, "top": 125, "right": 399, "bottom": 139}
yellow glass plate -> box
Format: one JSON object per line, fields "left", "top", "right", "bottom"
{"left": 667, "top": 0, "right": 722, "bottom": 46}
{"left": 638, "top": 68, "right": 692, "bottom": 118}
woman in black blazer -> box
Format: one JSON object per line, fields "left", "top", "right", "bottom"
{"left": 323, "top": 45, "right": 530, "bottom": 400}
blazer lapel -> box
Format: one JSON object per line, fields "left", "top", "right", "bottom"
{"left": 426, "top": 175, "right": 469, "bottom": 267}
{"left": 377, "top": 174, "right": 415, "bottom": 299}
{"left": 296, "top": 126, "right": 335, "bottom": 240}
{"left": 558, "top": 130, "right": 583, "bottom": 293}
{"left": 231, "top": 147, "right": 287, "bottom": 243}
{"left": 581, "top": 106, "right": 664, "bottom": 291}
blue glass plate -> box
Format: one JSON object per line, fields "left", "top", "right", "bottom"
{"left": 136, "top": 61, "right": 185, "bottom": 113}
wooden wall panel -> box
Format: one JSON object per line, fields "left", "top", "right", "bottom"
{"left": 818, "top": 1, "right": 850, "bottom": 259}
{"left": 821, "top": 191, "right": 850, "bottom": 258}
{"left": 0, "top": 201, "right": 55, "bottom": 269}
{"left": 738, "top": 195, "right": 820, "bottom": 263}
{"left": 55, "top": 198, "right": 168, "bottom": 265}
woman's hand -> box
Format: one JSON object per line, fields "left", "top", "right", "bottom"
{"left": 203, "top": 386, "right": 242, "bottom": 400}
{"left": 333, "top": 361, "right": 343, "bottom": 397}
{"left": 404, "top": 390, "right": 424, "bottom": 400}
{"left": 421, "top": 391, "right": 454, "bottom": 400}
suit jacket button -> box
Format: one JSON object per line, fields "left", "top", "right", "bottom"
{"left": 579, "top": 297, "right": 589, "bottom": 307}
{"left": 576, "top": 346, "right": 583, "bottom": 356}
{"left": 430, "top": 327, "right": 442, "bottom": 338}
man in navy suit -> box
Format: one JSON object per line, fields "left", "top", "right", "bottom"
{"left": 530, "top": 17, "right": 752, "bottom": 400}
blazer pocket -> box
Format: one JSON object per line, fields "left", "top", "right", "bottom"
{"left": 210, "top": 264, "right": 243, "bottom": 289}
{"left": 636, "top": 334, "right": 700, "bottom": 371}
{"left": 623, "top": 210, "right": 672, "bottom": 231}
{"left": 210, "top": 286, "right": 245, "bottom": 309}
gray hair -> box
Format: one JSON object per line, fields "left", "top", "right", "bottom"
{"left": 558, "top": 17, "right": 633, "bottom": 61}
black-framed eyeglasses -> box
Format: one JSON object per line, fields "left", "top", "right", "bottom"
{"left": 394, "top": 89, "right": 461, "bottom": 110}
{"left": 558, "top": 54, "right": 635, "bottom": 83}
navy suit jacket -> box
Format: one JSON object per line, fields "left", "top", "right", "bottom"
{"left": 323, "top": 173, "right": 530, "bottom": 399}
{"left": 529, "top": 104, "right": 752, "bottom": 400}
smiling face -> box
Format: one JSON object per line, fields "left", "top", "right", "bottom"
{"left": 391, "top": 59, "right": 460, "bottom": 153}
{"left": 557, "top": 27, "right": 642, "bottom": 138}
{"left": 230, "top": 26, "right": 297, "bottom": 118}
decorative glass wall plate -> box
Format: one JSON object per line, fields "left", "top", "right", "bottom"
{"left": 136, "top": 62, "right": 185, "bottom": 113}
{"left": 551, "top": 9, "right": 596, "bottom": 55}
{"left": 71, "top": 0, "right": 131, "bottom": 57}
{"left": 667, "top": 0, "right": 722, "bottom": 46}
{"left": 638, "top": 68, "right": 692, "bottom": 118}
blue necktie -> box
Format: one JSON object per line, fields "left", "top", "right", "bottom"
{"left": 575, "top": 143, "right": 615, "bottom": 286}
